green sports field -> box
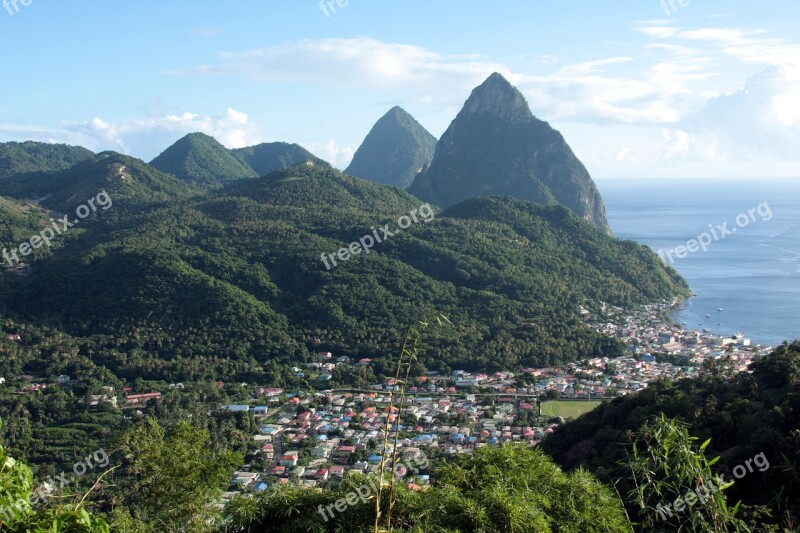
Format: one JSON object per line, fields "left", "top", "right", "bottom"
{"left": 540, "top": 400, "right": 604, "bottom": 419}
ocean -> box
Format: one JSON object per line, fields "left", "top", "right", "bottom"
{"left": 599, "top": 179, "right": 800, "bottom": 347}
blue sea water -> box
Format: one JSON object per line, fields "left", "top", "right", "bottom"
{"left": 598, "top": 179, "right": 800, "bottom": 347}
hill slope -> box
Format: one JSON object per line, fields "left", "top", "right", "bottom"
{"left": 150, "top": 132, "right": 256, "bottom": 188}
{"left": 231, "top": 142, "right": 322, "bottom": 176}
{"left": 0, "top": 141, "right": 94, "bottom": 179}
{"left": 409, "top": 73, "right": 611, "bottom": 233}
{"left": 0, "top": 152, "right": 191, "bottom": 217}
{"left": 345, "top": 106, "right": 437, "bottom": 188}
{"left": 1, "top": 164, "right": 687, "bottom": 379}
{"left": 540, "top": 342, "right": 800, "bottom": 530}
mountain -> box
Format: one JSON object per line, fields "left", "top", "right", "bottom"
{"left": 150, "top": 132, "right": 256, "bottom": 188}
{"left": 231, "top": 142, "right": 322, "bottom": 176}
{"left": 1, "top": 163, "right": 686, "bottom": 380}
{"left": 345, "top": 106, "right": 437, "bottom": 188}
{"left": 0, "top": 151, "right": 192, "bottom": 217}
{"left": 0, "top": 141, "right": 94, "bottom": 179}
{"left": 408, "top": 73, "right": 611, "bottom": 234}
{"left": 227, "top": 159, "right": 420, "bottom": 212}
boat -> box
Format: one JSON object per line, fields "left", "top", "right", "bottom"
{"left": 705, "top": 314, "right": 712, "bottom": 318}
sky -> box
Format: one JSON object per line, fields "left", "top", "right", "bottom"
{"left": 1, "top": 0, "right": 799, "bottom": 179}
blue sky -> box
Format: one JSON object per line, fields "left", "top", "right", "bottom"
{"left": 1, "top": 0, "right": 799, "bottom": 178}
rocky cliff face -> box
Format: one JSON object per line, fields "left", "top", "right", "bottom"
{"left": 409, "top": 73, "right": 611, "bottom": 234}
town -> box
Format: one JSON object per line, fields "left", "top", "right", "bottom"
{"left": 2, "top": 298, "right": 769, "bottom": 506}
{"left": 215, "top": 299, "right": 768, "bottom": 503}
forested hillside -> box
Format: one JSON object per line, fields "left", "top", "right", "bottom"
{"left": 0, "top": 162, "right": 687, "bottom": 383}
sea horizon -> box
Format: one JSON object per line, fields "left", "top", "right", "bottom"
{"left": 600, "top": 178, "right": 800, "bottom": 347}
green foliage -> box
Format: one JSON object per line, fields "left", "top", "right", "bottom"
{"left": 0, "top": 196, "right": 53, "bottom": 263}
{"left": 626, "top": 415, "right": 748, "bottom": 532}
{"left": 541, "top": 341, "right": 800, "bottom": 530}
{"left": 150, "top": 132, "right": 256, "bottom": 188}
{"left": 0, "top": 151, "right": 193, "bottom": 216}
{"left": 223, "top": 445, "right": 631, "bottom": 532}
{"left": 0, "top": 141, "right": 93, "bottom": 180}
{"left": 231, "top": 142, "right": 322, "bottom": 177}
{"left": 0, "top": 164, "right": 686, "bottom": 381}
{"left": 0, "top": 418, "right": 110, "bottom": 533}
{"left": 345, "top": 106, "right": 437, "bottom": 188}
{"left": 109, "top": 418, "right": 242, "bottom": 532}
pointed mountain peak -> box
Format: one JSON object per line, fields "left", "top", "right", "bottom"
{"left": 183, "top": 131, "right": 213, "bottom": 140}
{"left": 376, "top": 106, "right": 417, "bottom": 127}
{"left": 345, "top": 107, "right": 437, "bottom": 188}
{"left": 150, "top": 132, "right": 256, "bottom": 188}
{"left": 462, "top": 72, "right": 533, "bottom": 122}
{"left": 408, "top": 75, "right": 611, "bottom": 234}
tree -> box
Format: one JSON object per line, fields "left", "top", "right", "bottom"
{"left": 223, "top": 445, "right": 631, "bottom": 531}
{"left": 0, "top": 417, "right": 109, "bottom": 532}
{"left": 109, "top": 418, "right": 242, "bottom": 532}
{"left": 625, "top": 415, "right": 750, "bottom": 532}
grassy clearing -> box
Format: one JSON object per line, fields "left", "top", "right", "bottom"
{"left": 540, "top": 400, "right": 603, "bottom": 419}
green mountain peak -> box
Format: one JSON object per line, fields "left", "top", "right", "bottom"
{"left": 150, "top": 132, "right": 257, "bottom": 188}
{"left": 345, "top": 106, "right": 437, "bottom": 188}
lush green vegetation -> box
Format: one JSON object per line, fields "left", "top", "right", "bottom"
{"left": 0, "top": 418, "right": 110, "bottom": 532}
{"left": 0, "top": 162, "right": 686, "bottom": 381}
{"left": 541, "top": 341, "right": 800, "bottom": 530}
{"left": 150, "top": 132, "right": 257, "bottom": 188}
{"left": 106, "top": 418, "right": 242, "bottom": 531}
{"left": 0, "top": 127, "right": 730, "bottom": 531}
{"left": 627, "top": 415, "right": 752, "bottom": 532}
{"left": 408, "top": 73, "right": 610, "bottom": 233}
{"left": 0, "top": 151, "right": 193, "bottom": 217}
{"left": 232, "top": 142, "right": 322, "bottom": 176}
{"left": 0, "top": 197, "right": 52, "bottom": 261}
{"left": 223, "top": 445, "right": 631, "bottom": 532}
{"left": 0, "top": 141, "right": 93, "bottom": 179}
{"left": 345, "top": 106, "right": 437, "bottom": 188}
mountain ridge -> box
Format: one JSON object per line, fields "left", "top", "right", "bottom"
{"left": 409, "top": 73, "right": 611, "bottom": 234}
{"left": 2, "top": 163, "right": 687, "bottom": 378}
{"left": 231, "top": 141, "right": 323, "bottom": 176}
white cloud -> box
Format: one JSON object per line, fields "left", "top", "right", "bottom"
{"left": 305, "top": 139, "right": 355, "bottom": 170}
{"left": 0, "top": 108, "right": 262, "bottom": 161}
{"left": 661, "top": 128, "right": 691, "bottom": 159}
{"left": 5, "top": 23, "right": 800, "bottom": 179}
{"left": 172, "top": 37, "right": 507, "bottom": 107}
